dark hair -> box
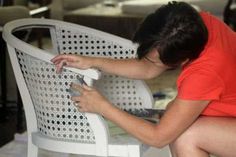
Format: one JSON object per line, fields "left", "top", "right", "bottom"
{"left": 133, "top": 1, "right": 208, "bottom": 67}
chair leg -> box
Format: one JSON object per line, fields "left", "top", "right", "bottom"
{"left": 27, "top": 141, "right": 38, "bottom": 157}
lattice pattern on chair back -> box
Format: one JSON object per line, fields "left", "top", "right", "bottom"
{"left": 55, "top": 27, "right": 136, "bottom": 58}
{"left": 16, "top": 50, "right": 95, "bottom": 144}
{"left": 54, "top": 26, "right": 153, "bottom": 110}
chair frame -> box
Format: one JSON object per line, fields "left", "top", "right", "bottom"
{"left": 3, "top": 18, "right": 155, "bottom": 157}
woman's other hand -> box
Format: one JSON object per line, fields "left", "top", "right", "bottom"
{"left": 70, "top": 83, "right": 111, "bottom": 114}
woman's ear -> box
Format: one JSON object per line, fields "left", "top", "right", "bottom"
{"left": 146, "top": 48, "right": 159, "bottom": 59}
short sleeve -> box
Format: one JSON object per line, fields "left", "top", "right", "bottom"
{"left": 177, "top": 70, "right": 224, "bottom": 100}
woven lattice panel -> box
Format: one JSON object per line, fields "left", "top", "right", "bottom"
{"left": 16, "top": 50, "right": 95, "bottom": 144}
{"left": 94, "top": 75, "right": 145, "bottom": 110}
{"left": 55, "top": 27, "right": 150, "bottom": 111}
{"left": 56, "top": 28, "right": 136, "bottom": 59}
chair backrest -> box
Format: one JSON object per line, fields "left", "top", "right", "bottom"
{"left": 3, "top": 19, "right": 110, "bottom": 156}
{"left": 49, "top": 18, "right": 154, "bottom": 111}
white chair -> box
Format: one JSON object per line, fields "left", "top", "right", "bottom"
{"left": 2, "top": 18, "right": 165, "bottom": 157}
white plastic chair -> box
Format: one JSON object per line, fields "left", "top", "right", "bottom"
{"left": 2, "top": 18, "right": 162, "bottom": 157}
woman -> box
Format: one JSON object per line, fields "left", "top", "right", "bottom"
{"left": 51, "top": 2, "right": 236, "bottom": 157}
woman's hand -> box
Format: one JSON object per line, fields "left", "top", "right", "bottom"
{"left": 51, "top": 54, "right": 95, "bottom": 73}
{"left": 70, "top": 83, "right": 112, "bottom": 114}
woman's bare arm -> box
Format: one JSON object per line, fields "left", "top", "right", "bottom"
{"left": 51, "top": 54, "right": 167, "bottom": 79}
{"left": 100, "top": 98, "right": 209, "bottom": 147}
{"left": 92, "top": 57, "right": 167, "bottom": 79}
{"left": 71, "top": 84, "right": 209, "bottom": 148}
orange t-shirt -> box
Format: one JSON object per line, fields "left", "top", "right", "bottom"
{"left": 177, "top": 12, "right": 236, "bottom": 117}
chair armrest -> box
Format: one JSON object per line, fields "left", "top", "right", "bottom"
{"left": 3, "top": 18, "right": 100, "bottom": 80}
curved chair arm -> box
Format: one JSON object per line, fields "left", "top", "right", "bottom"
{"left": 2, "top": 19, "right": 101, "bottom": 80}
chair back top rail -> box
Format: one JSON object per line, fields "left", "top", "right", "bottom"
{"left": 2, "top": 19, "right": 101, "bottom": 80}
{"left": 3, "top": 18, "right": 136, "bottom": 47}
